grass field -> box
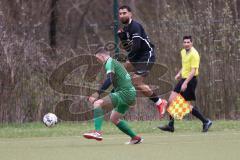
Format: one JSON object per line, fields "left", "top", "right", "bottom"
{"left": 1, "top": 120, "right": 240, "bottom": 160}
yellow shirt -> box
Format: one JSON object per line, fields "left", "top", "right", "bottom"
{"left": 181, "top": 47, "right": 200, "bottom": 78}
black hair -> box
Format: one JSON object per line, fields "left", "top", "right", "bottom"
{"left": 183, "top": 35, "right": 192, "bottom": 42}
{"left": 119, "top": 5, "right": 132, "bottom": 12}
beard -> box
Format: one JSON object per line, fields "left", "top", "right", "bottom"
{"left": 120, "top": 17, "right": 130, "bottom": 24}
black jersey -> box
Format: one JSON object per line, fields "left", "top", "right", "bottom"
{"left": 122, "top": 20, "right": 155, "bottom": 61}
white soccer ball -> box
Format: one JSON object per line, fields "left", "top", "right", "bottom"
{"left": 43, "top": 113, "right": 58, "bottom": 127}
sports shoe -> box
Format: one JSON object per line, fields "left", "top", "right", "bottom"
{"left": 125, "top": 136, "right": 143, "bottom": 145}
{"left": 83, "top": 130, "right": 103, "bottom": 141}
{"left": 158, "top": 125, "right": 174, "bottom": 132}
{"left": 202, "top": 120, "right": 212, "bottom": 132}
{"left": 156, "top": 99, "right": 168, "bottom": 117}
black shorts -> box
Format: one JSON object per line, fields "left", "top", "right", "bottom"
{"left": 129, "top": 52, "right": 155, "bottom": 77}
{"left": 174, "top": 77, "right": 197, "bottom": 101}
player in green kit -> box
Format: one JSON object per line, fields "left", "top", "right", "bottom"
{"left": 83, "top": 47, "right": 143, "bottom": 144}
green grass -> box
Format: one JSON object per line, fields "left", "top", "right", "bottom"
{"left": 1, "top": 120, "right": 240, "bottom": 160}
{"left": 0, "top": 120, "right": 240, "bottom": 138}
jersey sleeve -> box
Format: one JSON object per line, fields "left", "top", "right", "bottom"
{"left": 105, "top": 58, "right": 115, "bottom": 74}
{"left": 191, "top": 53, "right": 200, "bottom": 69}
{"left": 97, "top": 73, "right": 113, "bottom": 95}
{"left": 131, "top": 23, "right": 142, "bottom": 38}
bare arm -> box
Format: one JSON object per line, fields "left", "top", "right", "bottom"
{"left": 184, "top": 68, "right": 196, "bottom": 84}
{"left": 175, "top": 68, "right": 182, "bottom": 80}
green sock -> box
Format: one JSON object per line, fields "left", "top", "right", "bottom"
{"left": 116, "top": 120, "right": 137, "bottom": 138}
{"left": 94, "top": 108, "right": 104, "bottom": 131}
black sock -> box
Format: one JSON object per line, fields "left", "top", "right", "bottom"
{"left": 168, "top": 115, "right": 174, "bottom": 127}
{"left": 191, "top": 107, "right": 208, "bottom": 123}
{"left": 149, "top": 92, "right": 159, "bottom": 103}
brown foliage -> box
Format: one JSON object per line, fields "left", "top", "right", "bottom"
{"left": 0, "top": 0, "right": 239, "bottom": 122}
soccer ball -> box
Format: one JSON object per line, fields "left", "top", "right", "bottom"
{"left": 43, "top": 113, "right": 58, "bottom": 127}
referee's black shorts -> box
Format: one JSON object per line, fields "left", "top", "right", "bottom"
{"left": 128, "top": 52, "right": 155, "bottom": 77}
{"left": 173, "top": 77, "right": 197, "bottom": 101}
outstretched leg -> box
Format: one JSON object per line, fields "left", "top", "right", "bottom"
{"left": 110, "top": 110, "right": 143, "bottom": 144}
{"left": 131, "top": 73, "right": 167, "bottom": 116}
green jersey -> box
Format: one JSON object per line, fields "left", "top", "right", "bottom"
{"left": 105, "top": 57, "right": 133, "bottom": 91}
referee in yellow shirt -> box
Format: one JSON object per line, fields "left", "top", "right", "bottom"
{"left": 158, "top": 36, "right": 212, "bottom": 132}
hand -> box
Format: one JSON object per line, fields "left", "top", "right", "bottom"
{"left": 117, "top": 29, "right": 128, "bottom": 41}
{"left": 88, "top": 96, "right": 97, "bottom": 104}
{"left": 120, "top": 40, "right": 133, "bottom": 52}
{"left": 88, "top": 92, "right": 99, "bottom": 104}
{"left": 175, "top": 73, "right": 181, "bottom": 80}
{"left": 180, "top": 82, "right": 188, "bottom": 92}
{"left": 118, "top": 28, "right": 123, "bottom": 33}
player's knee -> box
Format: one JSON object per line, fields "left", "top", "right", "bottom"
{"left": 110, "top": 116, "right": 118, "bottom": 125}
{"left": 110, "top": 113, "right": 121, "bottom": 125}
{"left": 135, "top": 84, "right": 150, "bottom": 93}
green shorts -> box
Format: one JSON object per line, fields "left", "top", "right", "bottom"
{"left": 109, "top": 87, "right": 136, "bottom": 114}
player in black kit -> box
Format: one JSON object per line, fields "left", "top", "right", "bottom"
{"left": 118, "top": 5, "right": 167, "bottom": 116}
